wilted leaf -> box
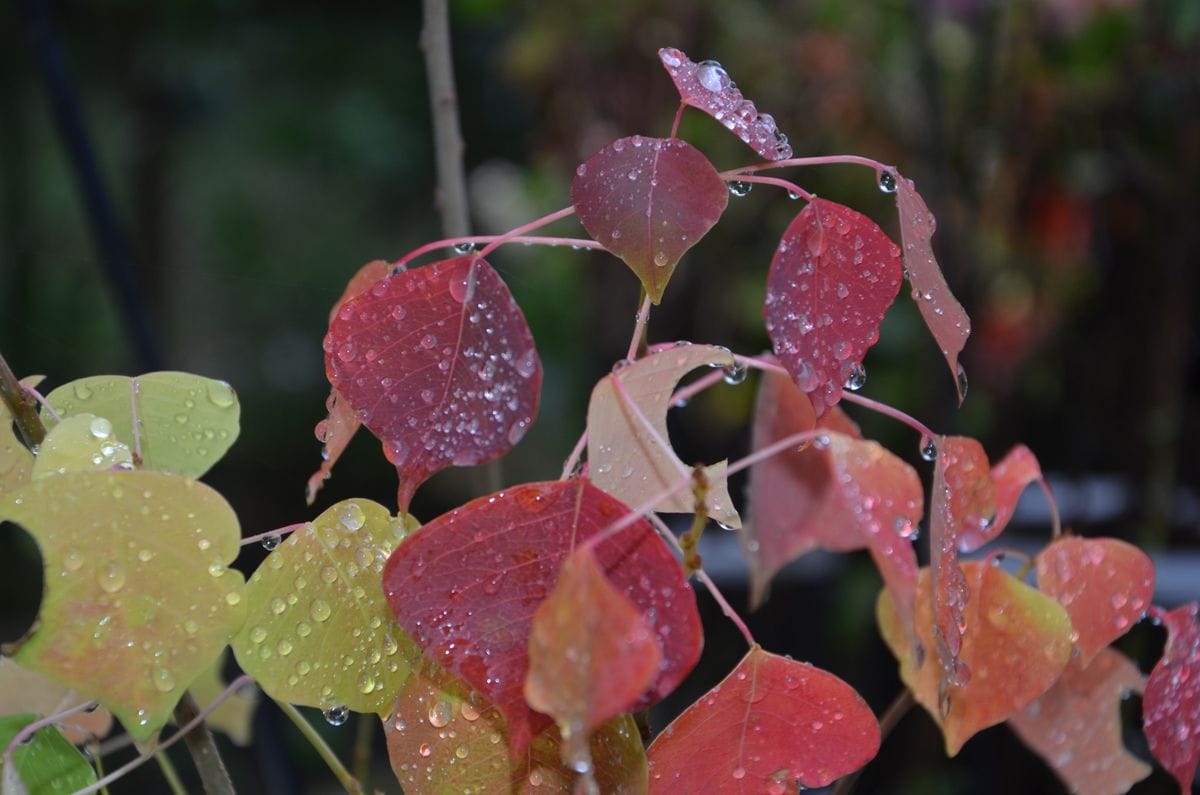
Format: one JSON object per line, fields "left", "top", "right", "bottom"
{"left": 0, "top": 376, "right": 43, "bottom": 497}
{"left": 647, "top": 646, "right": 880, "bottom": 792}
{"left": 764, "top": 199, "right": 903, "bottom": 415}
{"left": 0, "top": 658, "right": 111, "bottom": 745}
{"left": 1009, "top": 648, "right": 1151, "bottom": 795}
{"left": 383, "top": 478, "right": 702, "bottom": 755}
{"left": 957, "top": 444, "right": 1043, "bottom": 552}
{"left": 1143, "top": 602, "right": 1200, "bottom": 793}
{"left": 587, "top": 343, "right": 740, "bottom": 528}
{"left": 0, "top": 713, "right": 96, "bottom": 795}
{"left": 0, "top": 470, "right": 246, "bottom": 741}
{"left": 232, "top": 499, "right": 421, "bottom": 716}
{"left": 324, "top": 256, "right": 541, "bottom": 509}
{"left": 31, "top": 414, "right": 132, "bottom": 479}
{"left": 185, "top": 650, "right": 257, "bottom": 747}
{"left": 571, "top": 136, "right": 727, "bottom": 303}
{"left": 1035, "top": 537, "right": 1154, "bottom": 665}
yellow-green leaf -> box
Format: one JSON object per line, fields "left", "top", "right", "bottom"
{"left": 31, "top": 414, "right": 132, "bottom": 479}
{"left": 0, "top": 376, "right": 43, "bottom": 497}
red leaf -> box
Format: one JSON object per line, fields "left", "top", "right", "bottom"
{"left": 383, "top": 479, "right": 701, "bottom": 755}
{"left": 1036, "top": 537, "right": 1155, "bottom": 665}
{"left": 571, "top": 135, "right": 727, "bottom": 303}
{"left": 764, "top": 198, "right": 904, "bottom": 415}
{"left": 658, "top": 47, "right": 793, "bottom": 161}
{"left": 647, "top": 646, "right": 880, "bottom": 792}
{"left": 957, "top": 444, "right": 1043, "bottom": 552}
{"left": 324, "top": 256, "right": 541, "bottom": 509}
{"left": 1009, "top": 649, "right": 1151, "bottom": 795}
{"left": 329, "top": 259, "right": 392, "bottom": 324}
{"left": 1143, "top": 602, "right": 1200, "bottom": 793}
{"left": 893, "top": 174, "right": 971, "bottom": 402}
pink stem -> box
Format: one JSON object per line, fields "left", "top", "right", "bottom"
{"left": 3, "top": 699, "right": 98, "bottom": 764}
{"left": 738, "top": 353, "right": 789, "bottom": 377}
{"left": 721, "top": 154, "right": 889, "bottom": 177}
{"left": 129, "top": 380, "right": 143, "bottom": 464}
{"left": 1038, "top": 477, "right": 1062, "bottom": 539}
{"left": 667, "top": 368, "right": 725, "bottom": 409}
{"left": 669, "top": 101, "right": 686, "bottom": 138}
{"left": 240, "top": 522, "right": 308, "bottom": 547}
{"left": 581, "top": 474, "right": 693, "bottom": 552}
{"left": 394, "top": 233, "right": 602, "bottom": 270}
{"left": 725, "top": 173, "right": 813, "bottom": 201}
{"left": 840, "top": 392, "right": 937, "bottom": 441}
{"left": 625, "top": 294, "right": 652, "bottom": 362}
{"left": 21, "top": 384, "right": 61, "bottom": 423}
{"left": 560, "top": 430, "right": 588, "bottom": 480}
{"left": 726, "top": 429, "right": 826, "bottom": 478}
{"left": 478, "top": 206, "right": 577, "bottom": 259}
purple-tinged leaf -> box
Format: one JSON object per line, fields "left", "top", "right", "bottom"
{"left": 1143, "top": 602, "right": 1200, "bottom": 793}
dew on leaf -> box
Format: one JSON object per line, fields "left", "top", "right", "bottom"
{"left": 722, "top": 360, "right": 748, "bottom": 385}
{"left": 323, "top": 705, "right": 349, "bottom": 726}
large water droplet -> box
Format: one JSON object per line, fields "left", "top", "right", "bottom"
{"left": 728, "top": 180, "right": 752, "bottom": 197}
{"left": 722, "top": 360, "right": 748, "bottom": 385}
{"left": 844, "top": 363, "right": 867, "bottom": 391}
{"left": 919, "top": 437, "right": 937, "bottom": 462}
{"left": 322, "top": 705, "right": 349, "bottom": 726}
{"left": 453, "top": 242, "right": 479, "bottom": 254}
{"left": 207, "top": 381, "right": 236, "bottom": 409}
{"left": 428, "top": 699, "right": 453, "bottom": 727}
{"left": 956, "top": 365, "right": 969, "bottom": 398}
{"left": 340, "top": 503, "right": 366, "bottom": 531}
{"left": 97, "top": 560, "right": 126, "bottom": 593}
{"left": 310, "top": 599, "right": 332, "bottom": 622}
{"left": 878, "top": 171, "right": 898, "bottom": 193}
{"left": 89, "top": 417, "right": 112, "bottom": 440}
{"left": 261, "top": 534, "right": 281, "bottom": 551}
{"left": 152, "top": 666, "right": 176, "bottom": 693}
{"left": 696, "top": 60, "right": 731, "bottom": 93}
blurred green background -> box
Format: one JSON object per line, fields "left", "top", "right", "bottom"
{"left": 1, "top": 0, "right": 1197, "bottom": 792}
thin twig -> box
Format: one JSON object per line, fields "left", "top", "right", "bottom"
{"left": 725, "top": 429, "right": 825, "bottom": 478}
{"left": 1038, "top": 477, "right": 1062, "bottom": 539}
{"left": 3, "top": 700, "right": 97, "bottom": 764}
{"left": 154, "top": 752, "right": 187, "bottom": 795}
{"left": 725, "top": 173, "right": 813, "bottom": 201}
{"left": 625, "top": 293, "right": 652, "bottom": 362}
{"left": 393, "top": 234, "right": 604, "bottom": 270}
{"left": 840, "top": 391, "right": 937, "bottom": 441}
{"left": 172, "top": 690, "right": 235, "bottom": 795}
{"left": 666, "top": 368, "right": 725, "bottom": 410}
{"left": 352, "top": 713, "right": 373, "bottom": 792}
{"left": 240, "top": 522, "right": 308, "bottom": 548}
{"left": 832, "top": 689, "right": 915, "bottom": 795}
{"left": 0, "top": 349, "right": 46, "bottom": 447}
{"left": 560, "top": 430, "right": 587, "bottom": 480}
{"left": 477, "top": 206, "right": 576, "bottom": 259}
{"left": 721, "top": 154, "right": 888, "bottom": 178}
{"left": 419, "top": 0, "right": 470, "bottom": 239}
{"left": 275, "top": 700, "right": 362, "bottom": 794}
{"left": 668, "top": 101, "right": 685, "bottom": 138}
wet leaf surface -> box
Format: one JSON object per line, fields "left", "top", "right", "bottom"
{"left": 31, "top": 414, "right": 132, "bottom": 479}
{"left": 0, "top": 713, "right": 96, "bottom": 795}
{"left": 957, "top": 444, "right": 1043, "bottom": 552}
{"left": 0, "top": 658, "right": 112, "bottom": 745}
{"left": 1143, "top": 601, "right": 1200, "bottom": 793}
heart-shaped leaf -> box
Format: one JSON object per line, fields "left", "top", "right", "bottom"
{"left": 324, "top": 256, "right": 541, "bottom": 509}
{"left": 383, "top": 478, "right": 702, "bottom": 755}
{"left": 0, "top": 658, "right": 112, "bottom": 745}
{"left": 764, "top": 198, "right": 904, "bottom": 415}
{"left": 0, "top": 713, "right": 97, "bottom": 794}
{"left": 957, "top": 444, "right": 1044, "bottom": 552}
{"left": 31, "top": 414, "right": 132, "bottom": 479}
{"left": 571, "top": 136, "right": 727, "bottom": 303}
{"left": 587, "top": 343, "right": 740, "bottom": 528}
{"left": 0, "top": 376, "right": 43, "bottom": 497}
{"left": 1143, "top": 601, "right": 1200, "bottom": 793}
{"left": 647, "top": 646, "right": 880, "bottom": 792}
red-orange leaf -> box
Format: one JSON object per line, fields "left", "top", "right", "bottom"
{"left": 1009, "top": 648, "right": 1151, "bottom": 795}
{"left": 1144, "top": 602, "right": 1200, "bottom": 793}
{"left": 957, "top": 444, "right": 1044, "bottom": 552}
{"left": 646, "top": 645, "right": 880, "bottom": 792}
{"left": 1036, "top": 536, "right": 1154, "bottom": 665}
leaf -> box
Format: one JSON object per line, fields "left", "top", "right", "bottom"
{"left": 764, "top": 198, "right": 904, "bottom": 415}
{"left": 0, "top": 658, "right": 112, "bottom": 745}
{"left": 957, "top": 444, "right": 1043, "bottom": 552}
{"left": 384, "top": 659, "right": 646, "bottom": 794}
{"left": 1035, "top": 537, "right": 1154, "bottom": 665}
{"left": 587, "top": 343, "right": 740, "bottom": 528}
{"left": 185, "top": 650, "right": 257, "bottom": 747}
{"left": 657, "top": 47, "right": 793, "bottom": 161}
{"left": 324, "top": 256, "right": 541, "bottom": 509}
{"left": 231, "top": 499, "right": 421, "bottom": 716}
{"left": 383, "top": 478, "right": 702, "bottom": 755}
{"left": 0, "top": 376, "right": 43, "bottom": 498}
{"left": 877, "top": 562, "right": 1073, "bottom": 755}
{"left": 1143, "top": 601, "right": 1200, "bottom": 793}
{"left": 0, "top": 470, "right": 246, "bottom": 741}
{"left": 41, "top": 372, "right": 240, "bottom": 478}
{"left": 892, "top": 173, "right": 971, "bottom": 402}
{"left": 524, "top": 548, "right": 661, "bottom": 772}
{"left": 646, "top": 646, "right": 880, "bottom": 792}
{"left": 30, "top": 414, "right": 132, "bottom": 479}
{"left": 571, "top": 136, "right": 727, "bottom": 303}
{"left": 1008, "top": 649, "right": 1151, "bottom": 795}
{"left": 0, "top": 713, "right": 97, "bottom": 795}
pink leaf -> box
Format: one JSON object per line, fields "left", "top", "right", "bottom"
{"left": 571, "top": 135, "right": 727, "bottom": 303}
{"left": 1143, "top": 602, "right": 1200, "bottom": 793}
{"left": 382, "top": 479, "right": 702, "bottom": 756}
{"left": 957, "top": 443, "right": 1043, "bottom": 552}
{"left": 647, "top": 646, "right": 880, "bottom": 792}
{"left": 324, "top": 256, "right": 541, "bottom": 509}
{"left": 657, "top": 47, "right": 793, "bottom": 161}
{"left": 764, "top": 198, "right": 904, "bottom": 415}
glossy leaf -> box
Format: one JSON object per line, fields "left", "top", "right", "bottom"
{"left": 0, "top": 658, "right": 112, "bottom": 745}
{"left": 186, "top": 650, "right": 257, "bottom": 746}
{"left": 764, "top": 198, "right": 903, "bottom": 415}
{"left": 657, "top": 47, "right": 793, "bottom": 161}
{"left": 1009, "top": 649, "right": 1151, "bottom": 795}
{"left": 1035, "top": 537, "right": 1154, "bottom": 665}
{"left": 571, "top": 136, "right": 727, "bottom": 303}
{"left": 0, "top": 376, "right": 43, "bottom": 497}
{"left": 1143, "top": 602, "right": 1200, "bottom": 793}
{"left": 384, "top": 658, "right": 646, "bottom": 793}
{"left": 0, "top": 713, "right": 96, "bottom": 795}
{"left": 0, "top": 470, "right": 246, "bottom": 741}
{"left": 383, "top": 478, "right": 702, "bottom": 755}
{"left": 324, "top": 256, "right": 541, "bottom": 509}
{"left": 893, "top": 173, "right": 971, "bottom": 403}
{"left": 31, "top": 414, "right": 132, "bottom": 479}
{"left": 232, "top": 499, "right": 421, "bottom": 716}
{"left": 587, "top": 343, "right": 740, "bottom": 528}
{"left": 877, "top": 563, "right": 1073, "bottom": 755}
{"left": 958, "top": 444, "right": 1043, "bottom": 552}
{"left": 647, "top": 646, "right": 880, "bottom": 792}
{"left": 41, "top": 372, "right": 240, "bottom": 478}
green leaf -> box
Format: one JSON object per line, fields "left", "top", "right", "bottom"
{"left": 0, "top": 376, "right": 43, "bottom": 498}
{"left": 0, "top": 470, "right": 246, "bottom": 742}
{"left": 41, "top": 372, "right": 240, "bottom": 478}
{"left": 0, "top": 713, "right": 97, "bottom": 795}
{"left": 31, "top": 414, "right": 132, "bottom": 479}
{"left": 232, "top": 499, "right": 421, "bottom": 716}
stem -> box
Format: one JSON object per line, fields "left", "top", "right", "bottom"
{"left": 725, "top": 173, "right": 813, "bottom": 201}
{"left": 721, "top": 154, "right": 888, "bottom": 178}
{"left": 840, "top": 392, "right": 937, "bottom": 441}
{"left": 1039, "top": 477, "right": 1062, "bottom": 539}
{"left": 20, "top": 383, "right": 60, "bottom": 423}
{"left": 172, "top": 690, "right": 235, "bottom": 795}
{"left": 352, "top": 713, "right": 373, "bottom": 792}
{"left": 240, "top": 522, "right": 307, "bottom": 547}
{"left": 831, "top": 689, "right": 915, "bottom": 795}
{"left": 582, "top": 475, "right": 693, "bottom": 551}
{"left": 667, "top": 368, "right": 725, "bottom": 409}
{"left": 477, "top": 206, "right": 576, "bottom": 259}
{"left": 154, "top": 752, "right": 187, "bottom": 795}
{"left": 128, "top": 380, "right": 143, "bottom": 465}
{"left": 0, "top": 350, "right": 46, "bottom": 447}
{"left": 419, "top": 0, "right": 470, "bottom": 239}
{"left": 275, "top": 700, "right": 362, "bottom": 795}
{"left": 625, "top": 293, "right": 652, "bottom": 362}
{"left": 738, "top": 353, "right": 788, "bottom": 377}
{"left": 725, "top": 429, "right": 825, "bottom": 478}
{"left": 668, "top": 101, "right": 685, "bottom": 138}
{"left": 393, "top": 234, "right": 604, "bottom": 270}
{"left": 560, "top": 430, "right": 587, "bottom": 480}
{"left": 3, "top": 700, "right": 97, "bottom": 765}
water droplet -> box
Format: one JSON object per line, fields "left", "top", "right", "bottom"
{"left": 453, "top": 242, "right": 479, "bottom": 254}
{"left": 428, "top": 700, "right": 453, "bottom": 728}
{"left": 340, "top": 503, "right": 366, "bottom": 531}
{"left": 728, "top": 180, "right": 752, "bottom": 197}
{"left": 418, "top": 742, "right": 432, "bottom": 757}
{"left": 696, "top": 60, "right": 731, "bottom": 93}
{"left": 225, "top": 591, "right": 242, "bottom": 606}
{"left": 844, "top": 363, "right": 867, "bottom": 391}
{"left": 920, "top": 437, "right": 937, "bottom": 462}
{"left": 97, "top": 560, "right": 126, "bottom": 593}
{"left": 207, "top": 381, "right": 236, "bottom": 408}
{"left": 956, "top": 365, "right": 969, "bottom": 398}
{"left": 152, "top": 666, "right": 176, "bottom": 693}
{"left": 73, "top": 383, "right": 93, "bottom": 400}
{"left": 722, "top": 360, "right": 748, "bottom": 385}
{"left": 357, "top": 672, "right": 376, "bottom": 694}
{"left": 322, "top": 705, "right": 349, "bottom": 726}
{"left": 878, "top": 171, "right": 897, "bottom": 193}
{"left": 64, "top": 548, "right": 85, "bottom": 572}
{"left": 732, "top": 767, "right": 746, "bottom": 780}
{"left": 310, "top": 599, "right": 332, "bottom": 622}
{"left": 89, "top": 417, "right": 112, "bottom": 439}
{"left": 250, "top": 625, "right": 268, "bottom": 644}
{"left": 261, "top": 534, "right": 281, "bottom": 551}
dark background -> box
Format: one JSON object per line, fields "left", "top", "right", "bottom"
{"left": 1, "top": 0, "right": 1197, "bottom": 792}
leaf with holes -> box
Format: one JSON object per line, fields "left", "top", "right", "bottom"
{"left": 764, "top": 198, "right": 903, "bottom": 415}
{"left": 892, "top": 173, "right": 971, "bottom": 402}
{"left": 0, "top": 470, "right": 245, "bottom": 742}
{"left": 1035, "top": 537, "right": 1154, "bottom": 666}
{"left": 0, "top": 658, "right": 112, "bottom": 745}
{"left": 231, "top": 499, "right": 421, "bottom": 716}
{"left": 647, "top": 645, "right": 880, "bottom": 792}
{"left": 657, "top": 47, "right": 793, "bottom": 161}
{"left": 384, "top": 658, "right": 646, "bottom": 793}
{"left": 31, "top": 414, "right": 132, "bottom": 479}
{"left": 588, "top": 343, "right": 740, "bottom": 528}
{"left": 1143, "top": 602, "right": 1200, "bottom": 793}
{"left": 1008, "top": 648, "right": 1151, "bottom": 795}
{"left": 958, "top": 444, "right": 1044, "bottom": 552}
{"left": 0, "top": 376, "right": 43, "bottom": 497}
{"left": 324, "top": 256, "right": 541, "bottom": 509}
{"left": 571, "top": 136, "right": 727, "bottom": 303}
{"left": 0, "top": 713, "right": 97, "bottom": 795}
{"left": 877, "top": 563, "right": 1073, "bottom": 755}
{"left": 383, "top": 478, "right": 702, "bottom": 755}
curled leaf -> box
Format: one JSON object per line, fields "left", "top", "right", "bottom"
{"left": 957, "top": 443, "right": 1044, "bottom": 552}
{"left": 31, "top": 414, "right": 132, "bottom": 479}
{"left": 1143, "top": 602, "right": 1200, "bottom": 793}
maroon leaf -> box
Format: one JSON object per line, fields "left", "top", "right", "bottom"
{"left": 658, "top": 47, "right": 793, "bottom": 161}
{"left": 383, "top": 479, "right": 702, "bottom": 756}
{"left": 324, "top": 256, "right": 541, "bottom": 509}
{"left": 1143, "top": 602, "right": 1200, "bottom": 793}
{"left": 647, "top": 646, "right": 880, "bottom": 792}
{"left": 893, "top": 174, "right": 971, "bottom": 403}
{"left": 571, "top": 135, "right": 727, "bottom": 303}
{"left": 764, "top": 198, "right": 904, "bottom": 415}
{"left": 957, "top": 444, "right": 1043, "bottom": 552}
{"left": 1035, "top": 536, "right": 1155, "bottom": 665}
